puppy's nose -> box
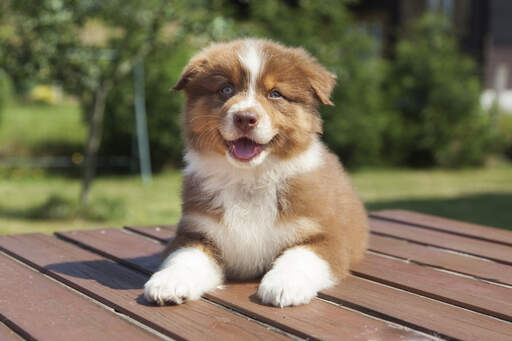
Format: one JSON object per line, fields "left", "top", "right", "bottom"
{"left": 233, "top": 112, "right": 259, "bottom": 132}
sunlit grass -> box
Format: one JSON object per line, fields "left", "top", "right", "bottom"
{"left": 0, "top": 100, "right": 85, "bottom": 156}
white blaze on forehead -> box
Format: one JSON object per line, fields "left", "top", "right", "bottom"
{"left": 238, "top": 41, "right": 265, "bottom": 94}
{"left": 236, "top": 41, "right": 266, "bottom": 108}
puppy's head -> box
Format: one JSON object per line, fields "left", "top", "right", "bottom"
{"left": 175, "top": 39, "right": 336, "bottom": 168}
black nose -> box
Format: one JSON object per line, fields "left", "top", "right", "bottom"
{"left": 233, "top": 112, "right": 259, "bottom": 132}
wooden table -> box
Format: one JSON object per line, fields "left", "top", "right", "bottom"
{"left": 1, "top": 210, "right": 511, "bottom": 340}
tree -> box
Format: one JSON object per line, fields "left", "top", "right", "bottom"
{"left": 385, "top": 13, "right": 490, "bottom": 167}
{"left": 1, "top": 0, "right": 181, "bottom": 205}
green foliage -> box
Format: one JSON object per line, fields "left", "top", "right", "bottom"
{"left": 102, "top": 44, "right": 194, "bottom": 169}
{"left": 102, "top": 0, "right": 389, "bottom": 168}
{"left": 499, "top": 114, "right": 512, "bottom": 160}
{"left": 1, "top": 2, "right": 496, "bottom": 169}
{"left": 385, "top": 13, "right": 490, "bottom": 167}
{"left": 0, "top": 68, "right": 11, "bottom": 121}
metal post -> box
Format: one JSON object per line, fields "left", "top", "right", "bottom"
{"left": 133, "top": 60, "right": 152, "bottom": 184}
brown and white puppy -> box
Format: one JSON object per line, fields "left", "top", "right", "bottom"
{"left": 144, "top": 38, "right": 368, "bottom": 307}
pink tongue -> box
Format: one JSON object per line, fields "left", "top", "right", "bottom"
{"left": 232, "top": 138, "right": 260, "bottom": 160}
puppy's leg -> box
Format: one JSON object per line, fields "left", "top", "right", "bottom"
{"left": 144, "top": 232, "right": 223, "bottom": 305}
{"left": 258, "top": 242, "right": 346, "bottom": 307}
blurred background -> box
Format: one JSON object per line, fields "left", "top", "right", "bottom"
{"left": 0, "top": 0, "right": 511, "bottom": 234}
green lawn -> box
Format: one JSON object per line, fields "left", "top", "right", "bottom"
{"left": 1, "top": 101, "right": 511, "bottom": 234}
{"left": 0, "top": 100, "right": 86, "bottom": 156}
{"left": 1, "top": 164, "right": 511, "bottom": 235}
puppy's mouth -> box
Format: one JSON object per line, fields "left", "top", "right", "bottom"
{"left": 226, "top": 137, "right": 266, "bottom": 161}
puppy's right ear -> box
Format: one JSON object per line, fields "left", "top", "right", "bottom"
{"left": 172, "top": 65, "right": 197, "bottom": 91}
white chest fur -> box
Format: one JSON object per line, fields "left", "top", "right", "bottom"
{"left": 183, "top": 139, "right": 324, "bottom": 279}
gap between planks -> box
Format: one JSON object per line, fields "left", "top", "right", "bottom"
{"left": 55, "top": 230, "right": 431, "bottom": 341}
{"left": 369, "top": 210, "right": 512, "bottom": 247}
{"left": 0, "top": 235, "right": 295, "bottom": 341}
{"left": 124, "top": 224, "right": 512, "bottom": 323}
{"left": 0, "top": 250, "right": 172, "bottom": 341}
{"left": 60, "top": 226, "right": 512, "bottom": 340}
{"left": 49, "top": 234, "right": 304, "bottom": 341}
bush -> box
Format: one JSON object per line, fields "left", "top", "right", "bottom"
{"left": 384, "top": 13, "right": 491, "bottom": 167}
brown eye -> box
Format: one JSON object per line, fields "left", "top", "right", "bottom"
{"left": 269, "top": 89, "right": 282, "bottom": 98}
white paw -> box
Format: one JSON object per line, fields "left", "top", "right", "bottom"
{"left": 257, "top": 247, "right": 335, "bottom": 308}
{"left": 144, "top": 247, "right": 222, "bottom": 305}
{"left": 258, "top": 270, "right": 319, "bottom": 307}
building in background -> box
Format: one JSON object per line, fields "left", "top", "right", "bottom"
{"left": 350, "top": 0, "right": 512, "bottom": 111}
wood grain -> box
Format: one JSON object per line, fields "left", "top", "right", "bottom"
{"left": 57, "top": 228, "right": 428, "bottom": 341}
{"left": 0, "top": 234, "right": 290, "bottom": 341}
{"left": 0, "top": 252, "right": 159, "bottom": 341}
{"left": 370, "top": 218, "right": 512, "bottom": 264}
{"left": 353, "top": 253, "right": 512, "bottom": 321}
{"left": 371, "top": 210, "right": 512, "bottom": 246}
{"left": 369, "top": 234, "right": 512, "bottom": 285}
{"left": 135, "top": 225, "right": 512, "bottom": 321}
{"left": 124, "top": 225, "right": 177, "bottom": 242}
{"left": 123, "top": 225, "right": 174, "bottom": 243}
{"left": 121, "top": 226, "right": 512, "bottom": 341}
{"left": 321, "top": 276, "right": 512, "bottom": 341}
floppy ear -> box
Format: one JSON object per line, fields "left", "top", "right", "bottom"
{"left": 172, "top": 65, "right": 197, "bottom": 91}
{"left": 293, "top": 47, "right": 337, "bottom": 106}
{"left": 309, "top": 69, "right": 336, "bottom": 106}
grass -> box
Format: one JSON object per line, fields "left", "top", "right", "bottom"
{"left": 0, "top": 169, "right": 183, "bottom": 235}
{"left": 0, "top": 100, "right": 85, "bottom": 156}
{"left": 0, "top": 100, "right": 511, "bottom": 234}
{"left": 1, "top": 162, "right": 511, "bottom": 235}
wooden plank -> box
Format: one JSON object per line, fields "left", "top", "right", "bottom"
{"left": 0, "top": 252, "right": 159, "bottom": 341}
{"left": 125, "top": 225, "right": 174, "bottom": 243}
{"left": 124, "top": 226, "right": 512, "bottom": 340}
{"left": 369, "top": 217, "right": 512, "bottom": 264}
{"left": 0, "top": 234, "right": 290, "bottom": 341}
{"left": 0, "top": 322, "right": 23, "bottom": 341}
{"left": 124, "top": 225, "right": 177, "bottom": 242}
{"left": 353, "top": 253, "right": 512, "bottom": 322}
{"left": 371, "top": 210, "right": 512, "bottom": 246}
{"left": 321, "top": 277, "right": 512, "bottom": 341}
{"left": 369, "top": 234, "right": 512, "bottom": 286}
{"left": 57, "top": 228, "right": 429, "bottom": 341}
{"left": 132, "top": 225, "right": 512, "bottom": 322}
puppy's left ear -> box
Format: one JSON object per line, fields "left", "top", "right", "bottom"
{"left": 309, "top": 68, "right": 336, "bottom": 106}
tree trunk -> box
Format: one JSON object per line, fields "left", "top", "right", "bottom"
{"left": 79, "top": 81, "right": 112, "bottom": 206}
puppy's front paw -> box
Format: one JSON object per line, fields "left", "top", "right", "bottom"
{"left": 144, "top": 268, "right": 200, "bottom": 305}
{"left": 144, "top": 247, "right": 222, "bottom": 305}
{"left": 257, "top": 247, "right": 335, "bottom": 308}
{"left": 257, "top": 270, "right": 318, "bottom": 307}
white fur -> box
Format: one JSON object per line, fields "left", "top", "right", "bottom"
{"left": 182, "top": 138, "right": 324, "bottom": 279}
{"left": 144, "top": 247, "right": 223, "bottom": 305}
{"left": 221, "top": 41, "right": 276, "bottom": 146}
{"left": 238, "top": 40, "right": 264, "bottom": 100}
{"left": 257, "top": 247, "right": 335, "bottom": 307}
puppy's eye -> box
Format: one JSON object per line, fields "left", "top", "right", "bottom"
{"left": 269, "top": 90, "right": 282, "bottom": 99}
{"left": 220, "top": 86, "right": 233, "bottom": 96}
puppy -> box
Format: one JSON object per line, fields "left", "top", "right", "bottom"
{"left": 144, "top": 38, "right": 368, "bottom": 307}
